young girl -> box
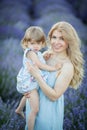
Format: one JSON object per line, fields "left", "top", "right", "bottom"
{"left": 15, "top": 26, "right": 61, "bottom": 130}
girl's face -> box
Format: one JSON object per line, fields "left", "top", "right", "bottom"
{"left": 50, "top": 30, "right": 68, "bottom": 53}
{"left": 27, "top": 39, "right": 43, "bottom": 52}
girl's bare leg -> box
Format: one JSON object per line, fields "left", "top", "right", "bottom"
{"left": 28, "top": 89, "right": 39, "bottom": 130}
{"left": 15, "top": 96, "right": 26, "bottom": 118}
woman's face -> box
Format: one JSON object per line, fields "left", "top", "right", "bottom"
{"left": 50, "top": 30, "right": 68, "bottom": 53}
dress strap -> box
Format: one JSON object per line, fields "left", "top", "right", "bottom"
{"left": 24, "top": 48, "right": 31, "bottom": 57}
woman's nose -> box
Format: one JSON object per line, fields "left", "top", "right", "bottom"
{"left": 55, "top": 39, "right": 59, "bottom": 44}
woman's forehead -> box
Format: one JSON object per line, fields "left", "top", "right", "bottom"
{"left": 52, "top": 30, "right": 62, "bottom": 36}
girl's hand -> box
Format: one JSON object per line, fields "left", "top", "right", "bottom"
{"left": 43, "top": 52, "right": 52, "bottom": 61}
{"left": 55, "top": 63, "right": 62, "bottom": 70}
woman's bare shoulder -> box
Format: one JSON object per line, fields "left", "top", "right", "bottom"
{"left": 56, "top": 61, "right": 74, "bottom": 78}
{"left": 62, "top": 61, "right": 74, "bottom": 71}
{"left": 61, "top": 61, "right": 74, "bottom": 77}
{"left": 63, "top": 61, "right": 73, "bottom": 68}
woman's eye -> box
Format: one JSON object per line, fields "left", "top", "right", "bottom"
{"left": 51, "top": 36, "right": 64, "bottom": 41}
{"left": 60, "top": 37, "right": 64, "bottom": 40}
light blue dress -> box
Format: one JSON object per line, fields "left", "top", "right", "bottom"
{"left": 16, "top": 48, "right": 48, "bottom": 94}
{"left": 25, "top": 71, "right": 64, "bottom": 130}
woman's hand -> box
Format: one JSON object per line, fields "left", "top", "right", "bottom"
{"left": 26, "top": 62, "right": 41, "bottom": 79}
{"left": 24, "top": 92, "right": 31, "bottom": 98}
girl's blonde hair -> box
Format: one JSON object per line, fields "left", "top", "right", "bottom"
{"left": 21, "top": 26, "right": 46, "bottom": 49}
{"left": 48, "top": 21, "right": 84, "bottom": 89}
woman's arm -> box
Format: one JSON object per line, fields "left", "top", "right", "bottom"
{"left": 27, "top": 51, "right": 61, "bottom": 71}
{"left": 26, "top": 62, "right": 74, "bottom": 101}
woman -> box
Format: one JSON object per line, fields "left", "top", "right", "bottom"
{"left": 25, "top": 21, "right": 84, "bottom": 130}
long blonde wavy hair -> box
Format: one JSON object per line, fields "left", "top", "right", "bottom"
{"left": 48, "top": 21, "right": 84, "bottom": 89}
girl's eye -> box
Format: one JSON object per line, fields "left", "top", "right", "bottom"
{"left": 52, "top": 36, "right": 57, "bottom": 39}
{"left": 31, "top": 43, "right": 34, "bottom": 45}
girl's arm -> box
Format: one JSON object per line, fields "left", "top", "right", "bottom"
{"left": 27, "top": 51, "right": 61, "bottom": 71}
{"left": 26, "top": 62, "right": 74, "bottom": 101}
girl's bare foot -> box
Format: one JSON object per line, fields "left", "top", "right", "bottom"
{"left": 15, "top": 109, "right": 25, "bottom": 118}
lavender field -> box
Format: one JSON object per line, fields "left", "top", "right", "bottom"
{"left": 0, "top": 0, "right": 87, "bottom": 130}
